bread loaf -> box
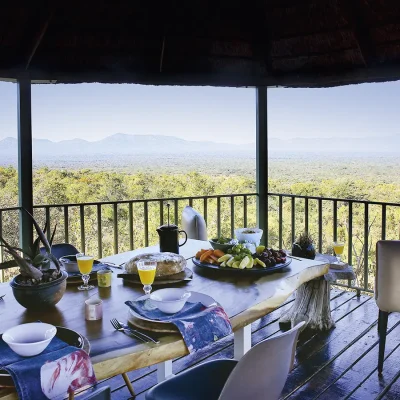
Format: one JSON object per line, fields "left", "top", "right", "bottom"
{"left": 125, "top": 252, "right": 186, "bottom": 277}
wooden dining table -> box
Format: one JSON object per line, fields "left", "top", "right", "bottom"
{"left": 0, "top": 239, "right": 328, "bottom": 399}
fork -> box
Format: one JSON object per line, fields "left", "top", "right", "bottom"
{"left": 0, "top": 294, "right": 5, "bottom": 301}
{"left": 110, "top": 319, "right": 159, "bottom": 344}
{"left": 117, "top": 320, "right": 160, "bottom": 344}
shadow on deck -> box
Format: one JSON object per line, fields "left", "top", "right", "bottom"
{"left": 96, "top": 289, "right": 400, "bottom": 399}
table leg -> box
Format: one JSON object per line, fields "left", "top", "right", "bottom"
{"left": 122, "top": 373, "right": 136, "bottom": 397}
{"left": 279, "top": 279, "right": 335, "bottom": 331}
{"left": 234, "top": 324, "right": 252, "bottom": 360}
{"left": 157, "top": 360, "right": 174, "bottom": 382}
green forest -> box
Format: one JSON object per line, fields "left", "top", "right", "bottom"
{"left": 1, "top": 160, "right": 400, "bottom": 290}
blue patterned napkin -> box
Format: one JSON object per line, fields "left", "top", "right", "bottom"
{"left": 0, "top": 336, "right": 96, "bottom": 399}
{"left": 66, "top": 262, "right": 112, "bottom": 277}
{"left": 125, "top": 300, "right": 232, "bottom": 352}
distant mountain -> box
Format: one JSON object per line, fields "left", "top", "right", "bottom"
{"left": 0, "top": 133, "right": 254, "bottom": 155}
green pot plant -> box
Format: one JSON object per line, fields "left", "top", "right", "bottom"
{"left": 292, "top": 231, "right": 316, "bottom": 260}
{"left": 0, "top": 209, "right": 68, "bottom": 310}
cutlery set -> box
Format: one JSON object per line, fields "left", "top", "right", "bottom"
{"left": 110, "top": 318, "right": 159, "bottom": 344}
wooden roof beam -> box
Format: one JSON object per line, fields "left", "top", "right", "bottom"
{"left": 25, "top": 9, "right": 54, "bottom": 70}
{"left": 344, "top": 0, "right": 377, "bottom": 67}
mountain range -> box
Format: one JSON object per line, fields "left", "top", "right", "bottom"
{"left": 1, "top": 133, "right": 400, "bottom": 155}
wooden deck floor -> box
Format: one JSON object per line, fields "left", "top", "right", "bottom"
{"left": 93, "top": 288, "right": 400, "bottom": 399}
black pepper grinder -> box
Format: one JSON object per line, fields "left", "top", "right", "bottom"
{"left": 156, "top": 203, "right": 188, "bottom": 254}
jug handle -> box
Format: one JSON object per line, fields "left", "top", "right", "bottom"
{"left": 179, "top": 230, "right": 188, "bottom": 247}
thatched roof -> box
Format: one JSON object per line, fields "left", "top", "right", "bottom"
{"left": 1, "top": 0, "right": 400, "bottom": 87}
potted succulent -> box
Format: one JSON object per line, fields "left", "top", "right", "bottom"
{"left": 292, "top": 232, "right": 316, "bottom": 260}
{"left": 0, "top": 210, "right": 68, "bottom": 310}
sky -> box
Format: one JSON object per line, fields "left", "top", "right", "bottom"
{"left": 0, "top": 81, "right": 399, "bottom": 144}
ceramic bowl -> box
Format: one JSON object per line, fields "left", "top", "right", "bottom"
{"left": 209, "top": 238, "right": 235, "bottom": 252}
{"left": 59, "top": 255, "right": 79, "bottom": 273}
{"left": 150, "top": 288, "right": 191, "bottom": 314}
{"left": 2, "top": 323, "right": 57, "bottom": 357}
{"left": 235, "top": 228, "right": 263, "bottom": 246}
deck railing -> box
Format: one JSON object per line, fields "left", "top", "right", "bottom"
{"left": 2, "top": 192, "right": 399, "bottom": 292}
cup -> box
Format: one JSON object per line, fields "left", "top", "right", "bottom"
{"left": 97, "top": 269, "right": 112, "bottom": 288}
{"left": 85, "top": 298, "right": 103, "bottom": 321}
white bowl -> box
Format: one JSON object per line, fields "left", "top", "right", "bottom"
{"left": 150, "top": 288, "right": 191, "bottom": 314}
{"left": 235, "top": 228, "right": 264, "bottom": 246}
{"left": 2, "top": 323, "right": 57, "bottom": 357}
{"left": 59, "top": 255, "right": 79, "bottom": 273}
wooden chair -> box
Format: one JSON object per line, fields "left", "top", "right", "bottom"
{"left": 182, "top": 206, "right": 207, "bottom": 240}
{"left": 375, "top": 240, "right": 400, "bottom": 374}
{"left": 145, "top": 322, "right": 305, "bottom": 400}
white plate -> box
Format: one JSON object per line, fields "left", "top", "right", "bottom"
{"left": 129, "top": 291, "right": 217, "bottom": 324}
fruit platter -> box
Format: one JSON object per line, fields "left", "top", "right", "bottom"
{"left": 192, "top": 243, "right": 292, "bottom": 274}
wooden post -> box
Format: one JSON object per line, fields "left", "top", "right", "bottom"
{"left": 17, "top": 78, "right": 33, "bottom": 252}
{"left": 256, "top": 87, "right": 268, "bottom": 245}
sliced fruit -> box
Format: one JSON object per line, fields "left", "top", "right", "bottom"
{"left": 246, "top": 257, "right": 254, "bottom": 269}
{"left": 213, "top": 249, "right": 225, "bottom": 258}
{"left": 256, "top": 258, "right": 267, "bottom": 268}
{"left": 232, "top": 261, "right": 240, "bottom": 269}
{"left": 220, "top": 261, "right": 226, "bottom": 267}
{"left": 200, "top": 250, "right": 213, "bottom": 262}
{"left": 226, "top": 257, "right": 235, "bottom": 267}
{"left": 239, "top": 256, "right": 250, "bottom": 269}
{"left": 218, "top": 254, "right": 232, "bottom": 263}
{"left": 256, "top": 245, "right": 266, "bottom": 254}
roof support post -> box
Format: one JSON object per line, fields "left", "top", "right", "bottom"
{"left": 17, "top": 77, "right": 33, "bottom": 252}
{"left": 256, "top": 87, "right": 268, "bottom": 245}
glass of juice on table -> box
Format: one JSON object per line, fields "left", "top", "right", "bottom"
{"left": 333, "top": 242, "right": 345, "bottom": 264}
{"left": 76, "top": 253, "right": 95, "bottom": 291}
{"left": 137, "top": 261, "right": 157, "bottom": 296}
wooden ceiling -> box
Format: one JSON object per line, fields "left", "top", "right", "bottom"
{"left": 1, "top": 0, "right": 400, "bottom": 87}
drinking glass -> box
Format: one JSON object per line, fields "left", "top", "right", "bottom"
{"left": 137, "top": 261, "right": 157, "bottom": 296}
{"left": 333, "top": 241, "right": 345, "bottom": 264}
{"left": 76, "top": 253, "right": 95, "bottom": 291}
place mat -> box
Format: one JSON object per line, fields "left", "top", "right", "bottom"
{"left": 0, "top": 335, "right": 96, "bottom": 399}
{"left": 118, "top": 267, "right": 193, "bottom": 286}
{"left": 126, "top": 300, "right": 232, "bottom": 353}
{"left": 0, "top": 327, "right": 90, "bottom": 389}
{"left": 127, "top": 315, "right": 178, "bottom": 333}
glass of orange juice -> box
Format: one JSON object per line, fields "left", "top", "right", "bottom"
{"left": 76, "top": 253, "right": 95, "bottom": 291}
{"left": 333, "top": 241, "right": 345, "bottom": 264}
{"left": 137, "top": 261, "right": 157, "bottom": 296}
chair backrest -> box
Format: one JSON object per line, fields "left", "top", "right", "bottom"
{"left": 40, "top": 243, "right": 80, "bottom": 259}
{"left": 375, "top": 240, "right": 400, "bottom": 312}
{"left": 218, "top": 322, "right": 305, "bottom": 400}
{"left": 82, "top": 386, "right": 111, "bottom": 400}
{"left": 181, "top": 206, "right": 207, "bottom": 241}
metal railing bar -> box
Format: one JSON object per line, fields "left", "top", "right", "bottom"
{"left": 97, "top": 204, "right": 102, "bottom": 258}
{"left": 267, "top": 192, "right": 400, "bottom": 208}
{"left": 305, "top": 197, "right": 309, "bottom": 234}
{"left": 291, "top": 197, "right": 295, "bottom": 245}
{"left": 159, "top": 201, "right": 164, "bottom": 226}
{"left": 45, "top": 207, "right": 50, "bottom": 242}
{"left": 318, "top": 199, "right": 323, "bottom": 253}
{"left": 364, "top": 203, "right": 369, "bottom": 290}
{"left": 243, "top": 195, "right": 247, "bottom": 227}
{"left": 113, "top": 204, "right": 118, "bottom": 254}
{"left": 144, "top": 201, "right": 149, "bottom": 247}
{"left": 230, "top": 196, "right": 235, "bottom": 238}
{"left": 64, "top": 206, "right": 69, "bottom": 243}
{"left": 333, "top": 200, "right": 338, "bottom": 242}
{"left": 80, "top": 205, "right": 85, "bottom": 253}
{"left": 129, "top": 202, "right": 134, "bottom": 250}
{"left": 27, "top": 193, "right": 258, "bottom": 210}
{"left": 279, "top": 195, "right": 283, "bottom": 249}
{"left": 203, "top": 198, "right": 208, "bottom": 226}
{"left": 217, "top": 197, "right": 221, "bottom": 238}
{"left": 381, "top": 204, "right": 386, "bottom": 240}
{"left": 174, "top": 200, "right": 178, "bottom": 226}
{"left": 348, "top": 202, "right": 353, "bottom": 266}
